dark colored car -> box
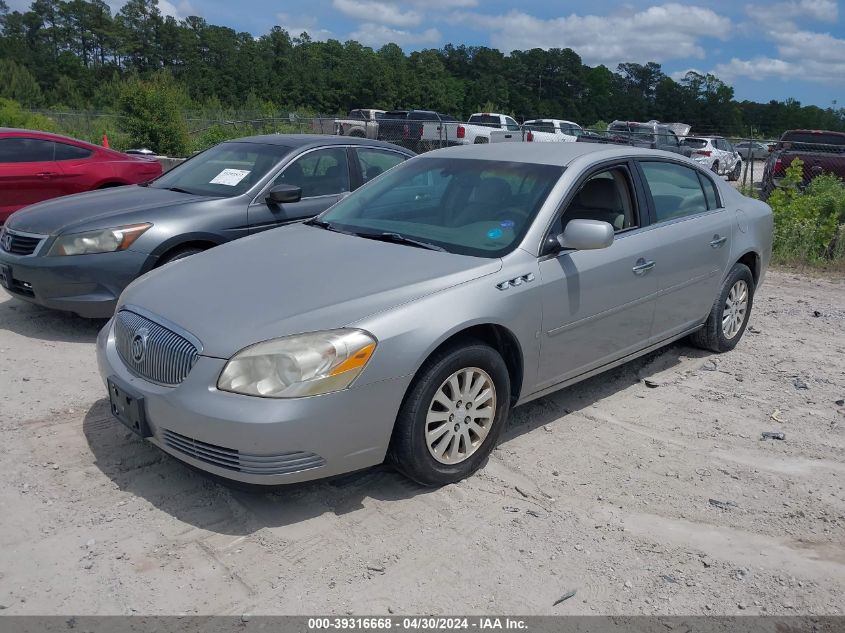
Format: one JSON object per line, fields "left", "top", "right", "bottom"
{"left": 582, "top": 121, "right": 693, "bottom": 157}
{"left": 0, "top": 128, "right": 163, "bottom": 225}
{"left": 761, "top": 129, "right": 845, "bottom": 198}
{"left": 734, "top": 141, "right": 771, "bottom": 161}
{"left": 377, "top": 110, "right": 458, "bottom": 151}
{"left": 0, "top": 135, "right": 414, "bottom": 317}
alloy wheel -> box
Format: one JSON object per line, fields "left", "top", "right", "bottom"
{"left": 425, "top": 367, "right": 496, "bottom": 465}
{"left": 722, "top": 279, "right": 749, "bottom": 339}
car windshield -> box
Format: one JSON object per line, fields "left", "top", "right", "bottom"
{"left": 316, "top": 157, "right": 563, "bottom": 258}
{"left": 682, "top": 138, "right": 708, "bottom": 148}
{"left": 150, "top": 142, "right": 289, "bottom": 197}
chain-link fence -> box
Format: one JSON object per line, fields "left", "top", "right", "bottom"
{"left": 27, "top": 109, "right": 845, "bottom": 201}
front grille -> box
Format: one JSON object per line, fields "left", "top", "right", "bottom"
{"left": 162, "top": 429, "right": 326, "bottom": 475}
{"left": 1, "top": 230, "right": 44, "bottom": 256}
{"left": 114, "top": 310, "right": 199, "bottom": 386}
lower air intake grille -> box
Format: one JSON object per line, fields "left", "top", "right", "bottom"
{"left": 162, "top": 429, "right": 326, "bottom": 476}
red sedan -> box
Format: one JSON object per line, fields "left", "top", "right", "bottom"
{"left": 0, "top": 129, "right": 163, "bottom": 225}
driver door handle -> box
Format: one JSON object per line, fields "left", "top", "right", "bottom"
{"left": 710, "top": 235, "right": 727, "bottom": 248}
{"left": 632, "top": 258, "right": 656, "bottom": 275}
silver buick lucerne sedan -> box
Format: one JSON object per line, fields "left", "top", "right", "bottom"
{"left": 97, "top": 143, "right": 773, "bottom": 486}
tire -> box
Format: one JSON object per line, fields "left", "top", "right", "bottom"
{"left": 711, "top": 161, "right": 720, "bottom": 174}
{"left": 389, "top": 341, "right": 511, "bottom": 486}
{"left": 729, "top": 162, "right": 742, "bottom": 182}
{"left": 689, "top": 263, "right": 755, "bottom": 353}
{"left": 156, "top": 246, "right": 205, "bottom": 267}
{"left": 474, "top": 137, "right": 488, "bottom": 144}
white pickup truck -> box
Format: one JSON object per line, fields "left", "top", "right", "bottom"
{"left": 454, "top": 113, "right": 570, "bottom": 144}
{"left": 333, "top": 109, "right": 385, "bottom": 139}
{"left": 490, "top": 118, "right": 583, "bottom": 144}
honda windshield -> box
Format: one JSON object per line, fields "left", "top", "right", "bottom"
{"left": 150, "top": 142, "right": 289, "bottom": 197}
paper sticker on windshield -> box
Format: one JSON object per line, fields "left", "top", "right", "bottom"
{"left": 209, "top": 169, "right": 250, "bottom": 186}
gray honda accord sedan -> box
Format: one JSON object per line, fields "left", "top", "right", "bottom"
{"left": 0, "top": 135, "right": 414, "bottom": 317}
{"left": 97, "top": 143, "right": 773, "bottom": 486}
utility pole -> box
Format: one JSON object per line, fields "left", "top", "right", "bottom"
{"left": 538, "top": 75, "right": 542, "bottom": 115}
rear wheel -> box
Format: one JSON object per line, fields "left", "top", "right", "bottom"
{"left": 711, "top": 161, "right": 720, "bottom": 174}
{"left": 729, "top": 162, "right": 742, "bottom": 181}
{"left": 389, "top": 342, "right": 510, "bottom": 486}
{"left": 690, "top": 263, "right": 755, "bottom": 353}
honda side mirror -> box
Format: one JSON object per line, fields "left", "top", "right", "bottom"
{"left": 266, "top": 184, "right": 302, "bottom": 204}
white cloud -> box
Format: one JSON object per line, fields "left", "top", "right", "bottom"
{"left": 747, "top": 0, "right": 838, "bottom": 25}
{"left": 333, "top": 0, "right": 422, "bottom": 27}
{"left": 158, "top": 0, "right": 195, "bottom": 20}
{"left": 276, "top": 12, "right": 334, "bottom": 40}
{"left": 705, "top": 1, "right": 845, "bottom": 85}
{"left": 452, "top": 3, "right": 732, "bottom": 65}
{"left": 348, "top": 22, "right": 441, "bottom": 47}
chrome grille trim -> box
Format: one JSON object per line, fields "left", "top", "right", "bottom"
{"left": 162, "top": 429, "right": 326, "bottom": 475}
{"left": 115, "top": 309, "right": 200, "bottom": 386}
{"left": 0, "top": 228, "right": 46, "bottom": 256}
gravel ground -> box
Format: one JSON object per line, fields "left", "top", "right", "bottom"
{"left": 0, "top": 269, "right": 843, "bottom": 616}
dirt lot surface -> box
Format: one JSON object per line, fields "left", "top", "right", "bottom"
{"left": 0, "top": 269, "right": 843, "bottom": 616}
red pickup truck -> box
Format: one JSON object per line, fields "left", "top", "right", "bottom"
{"left": 761, "top": 129, "right": 845, "bottom": 198}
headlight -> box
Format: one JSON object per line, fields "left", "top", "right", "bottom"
{"left": 217, "top": 329, "right": 377, "bottom": 398}
{"left": 47, "top": 223, "right": 152, "bottom": 256}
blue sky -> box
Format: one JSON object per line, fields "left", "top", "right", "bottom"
{"left": 8, "top": 0, "right": 845, "bottom": 107}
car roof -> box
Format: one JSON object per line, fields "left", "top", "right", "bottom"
{"left": 224, "top": 134, "right": 414, "bottom": 153}
{"left": 422, "top": 142, "right": 690, "bottom": 166}
{"left": 525, "top": 119, "right": 580, "bottom": 126}
{"left": 0, "top": 127, "right": 103, "bottom": 149}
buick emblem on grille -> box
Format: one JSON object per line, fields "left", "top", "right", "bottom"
{"left": 131, "top": 327, "right": 150, "bottom": 363}
{"left": 1, "top": 231, "right": 11, "bottom": 252}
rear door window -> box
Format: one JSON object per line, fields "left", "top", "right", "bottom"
{"left": 0, "top": 138, "right": 55, "bottom": 163}
{"left": 355, "top": 148, "right": 407, "bottom": 184}
{"left": 55, "top": 143, "right": 94, "bottom": 160}
{"left": 640, "top": 161, "right": 710, "bottom": 222}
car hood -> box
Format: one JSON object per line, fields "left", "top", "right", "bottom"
{"left": 119, "top": 223, "right": 502, "bottom": 358}
{"left": 7, "top": 186, "right": 216, "bottom": 236}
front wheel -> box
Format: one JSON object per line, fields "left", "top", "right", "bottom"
{"left": 389, "top": 342, "right": 510, "bottom": 486}
{"left": 690, "top": 263, "right": 755, "bottom": 353}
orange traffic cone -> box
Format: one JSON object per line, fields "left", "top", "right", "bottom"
{"left": 102, "top": 134, "right": 109, "bottom": 148}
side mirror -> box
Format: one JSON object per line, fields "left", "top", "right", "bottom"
{"left": 557, "top": 219, "right": 614, "bottom": 251}
{"left": 266, "top": 184, "right": 302, "bottom": 204}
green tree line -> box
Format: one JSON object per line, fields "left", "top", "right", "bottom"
{"left": 1, "top": 0, "right": 844, "bottom": 139}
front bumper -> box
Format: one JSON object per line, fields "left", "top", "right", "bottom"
{"left": 96, "top": 320, "right": 411, "bottom": 485}
{"left": 0, "top": 248, "right": 147, "bottom": 318}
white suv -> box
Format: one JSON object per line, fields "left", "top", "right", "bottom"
{"left": 682, "top": 136, "right": 742, "bottom": 180}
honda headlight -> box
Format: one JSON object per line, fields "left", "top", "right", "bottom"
{"left": 217, "top": 329, "right": 377, "bottom": 398}
{"left": 48, "top": 223, "right": 152, "bottom": 256}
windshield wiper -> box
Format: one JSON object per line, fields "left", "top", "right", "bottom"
{"left": 352, "top": 231, "right": 447, "bottom": 252}
{"left": 162, "top": 186, "right": 195, "bottom": 194}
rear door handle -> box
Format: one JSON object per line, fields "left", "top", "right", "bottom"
{"left": 710, "top": 235, "right": 727, "bottom": 248}
{"left": 632, "top": 258, "right": 656, "bottom": 275}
